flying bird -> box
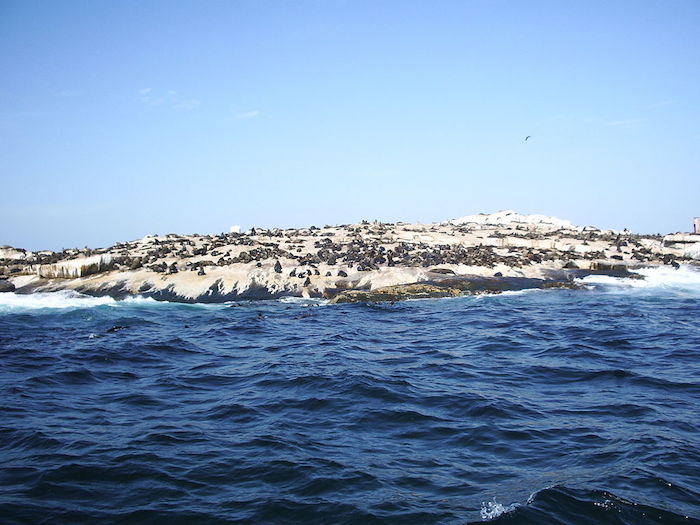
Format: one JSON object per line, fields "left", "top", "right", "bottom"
{"left": 525, "top": 135, "right": 531, "bottom": 141}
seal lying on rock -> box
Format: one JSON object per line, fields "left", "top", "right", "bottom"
{"left": 4, "top": 214, "right": 687, "bottom": 304}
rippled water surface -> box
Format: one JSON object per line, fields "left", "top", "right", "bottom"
{"left": 1, "top": 268, "right": 699, "bottom": 524}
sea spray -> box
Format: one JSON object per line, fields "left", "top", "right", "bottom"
{"left": 0, "top": 291, "right": 160, "bottom": 311}
{"left": 577, "top": 264, "right": 700, "bottom": 295}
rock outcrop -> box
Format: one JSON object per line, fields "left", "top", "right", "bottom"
{"left": 663, "top": 233, "right": 700, "bottom": 260}
{"left": 4, "top": 213, "right": 693, "bottom": 303}
{"left": 331, "top": 283, "right": 462, "bottom": 303}
{"left": 33, "top": 254, "right": 113, "bottom": 279}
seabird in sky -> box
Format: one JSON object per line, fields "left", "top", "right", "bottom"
{"left": 525, "top": 135, "right": 531, "bottom": 141}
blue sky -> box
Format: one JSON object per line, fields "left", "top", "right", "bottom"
{"left": 1, "top": 0, "right": 699, "bottom": 250}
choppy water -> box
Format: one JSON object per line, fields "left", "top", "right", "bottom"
{"left": 1, "top": 266, "right": 699, "bottom": 524}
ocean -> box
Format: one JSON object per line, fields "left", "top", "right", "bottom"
{"left": 1, "top": 266, "right": 699, "bottom": 524}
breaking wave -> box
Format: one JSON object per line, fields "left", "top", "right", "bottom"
{"left": 0, "top": 291, "right": 331, "bottom": 313}
{"left": 478, "top": 486, "right": 698, "bottom": 524}
{"left": 277, "top": 296, "right": 328, "bottom": 306}
{"left": 577, "top": 265, "right": 700, "bottom": 295}
{"left": 0, "top": 291, "right": 159, "bottom": 311}
{"left": 480, "top": 498, "right": 520, "bottom": 520}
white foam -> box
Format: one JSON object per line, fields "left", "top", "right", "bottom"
{"left": 277, "top": 296, "right": 328, "bottom": 306}
{"left": 0, "top": 291, "right": 163, "bottom": 312}
{"left": 494, "top": 289, "right": 541, "bottom": 297}
{"left": 466, "top": 289, "right": 541, "bottom": 303}
{"left": 0, "top": 291, "right": 116, "bottom": 311}
{"left": 577, "top": 265, "right": 700, "bottom": 294}
{"left": 480, "top": 498, "right": 520, "bottom": 520}
{"left": 118, "top": 296, "right": 161, "bottom": 305}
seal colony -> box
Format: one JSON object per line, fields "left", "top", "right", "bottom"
{"left": 1, "top": 211, "right": 698, "bottom": 303}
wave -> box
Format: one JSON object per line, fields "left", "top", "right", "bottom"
{"left": 576, "top": 265, "right": 700, "bottom": 295}
{"left": 480, "top": 498, "right": 520, "bottom": 520}
{"left": 478, "top": 289, "right": 542, "bottom": 299}
{"left": 0, "top": 291, "right": 159, "bottom": 311}
{"left": 478, "top": 486, "right": 698, "bottom": 524}
{"left": 0, "top": 290, "right": 332, "bottom": 313}
{"left": 277, "top": 296, "right": 328, "bottom": 306}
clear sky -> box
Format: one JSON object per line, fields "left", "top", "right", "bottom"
{"left": 1, "top": 0, "right": 699, "bottom": 250}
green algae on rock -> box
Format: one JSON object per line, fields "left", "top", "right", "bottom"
{"left": 330, "top": 283, "right": 461, "bottom": 304}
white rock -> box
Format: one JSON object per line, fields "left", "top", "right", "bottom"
{"left": 35, "top": 254, "right": 113, "bottom": 279}
{"left": 447, "top": 210, "right": 579, "bottom": 230}
{"left": 683, "top": 243, "right": 700, "bottom": 260}
{"left": 0, "top": 247, "right": 33, "bottom": 260}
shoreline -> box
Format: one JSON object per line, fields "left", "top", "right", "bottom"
{"left": 0, "top": 268, "right": 636, "bottom": 304}
{"left": 2, "top": 213, "right": 698, "bottom": 304}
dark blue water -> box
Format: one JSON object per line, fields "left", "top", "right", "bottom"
{"left": 1, "top": 270, "right": 699, "bottom": 524}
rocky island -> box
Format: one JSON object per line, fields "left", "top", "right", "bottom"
{"left": 2, "top": 211, "right": 699, "bottom": 303}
